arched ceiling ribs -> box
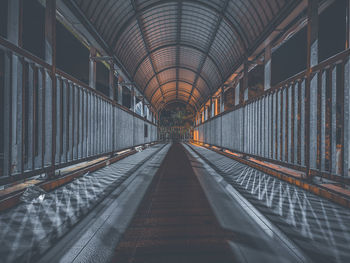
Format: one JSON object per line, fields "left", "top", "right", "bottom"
{"left": 143, "top": 66, "right": 212, "bottom": 95}
{"left": 175, "top": 1, "right": 182, "bottom": 99}
{"left": 153, "top": 90, "right": 200, "bottom": 110}
{"left": 187, "top": 0, "right": 229, "bottom": 105}
{"left": 130, "top": 0, "right": 166, "bottom": 103}
{"left": 150, "top": 80, "right": 205, "bottom": 104}
{"left": 157, "top": 99, "right": 197, "bottom": 113}
{"left": 151, "top": 85, "right": 203, "bottom": 109}
{"left": 110, "top": 0, "right": 249, "bottom": 53}
{"left": 132, "top": 43, "right": 224, "bottom": 81}
{"left": 157, "top": 97, "right": 199, "bottom": 112}
{"left": 155, "top": 79, "right": 205, "bottom": 96}
{"left": 71, "top": 0, "right": 300, "bottom": 111}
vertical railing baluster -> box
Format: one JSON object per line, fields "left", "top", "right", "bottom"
{"left": 44, "top": 68, "right": 52, "bottom": 168}
{"left": 282, "top": 87, "right": 287, "bottom": 162}
{"left": 320, "top": 70, "right": 326, "bottom": 172}
{"left": 343, "top": 57, "right": 350, "bottom": 177}
{"left": 330, "top": 66, "right": 337, "bottom": 174}
{"left": 68, "top": 82, "right": 73, "bottom": 161}
{"left": 55, "top": 77, "right": 61, "bottom": 165}
{"left": 290, "top": 84, "right": 294, "bottom": 164}
{"left": 62, "top": 79, "right": 67, "bottom": 163}
{"left": 272, "top": 92, "right": 276, "bottom": 159}
{"left": 294, "top": 82, "right": 299, "bottom": 165}
{"left": 301, "top": 79, "right": 306, "bottom": 166}
{"left": 277, "top": 90, "right": 281, "bottom": 161}
{"left": 26, "top": 63, "right": 35, "bottom": 171}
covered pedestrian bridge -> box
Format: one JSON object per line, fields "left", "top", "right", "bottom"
{"left": 1, "top": 0, "right": 350, "bottom": 262}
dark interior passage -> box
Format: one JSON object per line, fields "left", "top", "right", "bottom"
{"left": 112, "top": 143, "right": 235, "bottom": 263}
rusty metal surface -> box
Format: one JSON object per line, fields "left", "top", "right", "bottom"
{"left": 112, "top": 143, "right": 235, "bottom": 262}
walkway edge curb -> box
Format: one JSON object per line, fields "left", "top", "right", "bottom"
{"left": 184, "top": 143, "right": 310, "bottom": 263}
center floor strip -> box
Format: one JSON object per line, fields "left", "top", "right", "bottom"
{"left": 112, "top": 143, "right": 235, "bottom": 263}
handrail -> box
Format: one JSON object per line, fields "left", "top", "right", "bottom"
{"left": 196, "top": 48, "right": 350, "bottom": 126}
{"left": 0, "top": 35, "right": 156, "bottom": 126}
{"left": 0, "top": 36, "right": 51, "bottom": 69}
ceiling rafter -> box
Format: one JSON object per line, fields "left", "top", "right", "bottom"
{"left": 71, "top": 0, "right": 301, "bottom": 111}
{"left": 187, "top": 0, "right": 230, "bottom": 104}
{"left": 132, "top": 43, "right": 224, "bottom": 80}
{"left": 157, "top": 99, "right": 197, "bottom": 113}
{"left": 153, "top": 90, "right": 200, "bottom": 109}
{"left": 143, "top": 65, "right": 212, "bottom": 96}
{"left": 176, "top": 1, "right": 182, "bottom": 99}
{"left": 130, "top": 0, "right": 166, "bottom": 103}
{"left": 110, "top": 0, "right": 249, "bottom": 53}
{"left": 150, "top": 79, "right": 206, "bottom": 103}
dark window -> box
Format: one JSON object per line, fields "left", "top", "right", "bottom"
{"left": 271, "top": 27, "right": 307, "bottom": 86}
{"left": 23, "top": 0, "right": 45, "bottom": 59}
{"left": 96, "top": 62, "right": 109, "bottom": 96}
{"left": 122, "top": 86, "right": 131, "bottom": 108}
{"left": 56, "top": 21, "right": 89, "bottom": 83}
{"left": 318, "top": 0, "right": 346, "bottom": 62}
{"left": 248, "top": 64, "right": 264, "bottom": 99}
{"left": 223, "top": 87, "right": 235, "bottom": 110}
{"left": 144, "top": 124, "right": 148, "bottom": 138}
{"left": 0, "top": 0, "right": 7, "bottom": 37}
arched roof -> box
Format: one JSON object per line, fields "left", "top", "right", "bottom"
{"left": 72, "top": 0, "right": 300, "bottom": 110}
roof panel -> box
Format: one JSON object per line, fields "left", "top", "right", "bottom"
{"left": 72, "top": 0, "right": 300, "bottom": 109}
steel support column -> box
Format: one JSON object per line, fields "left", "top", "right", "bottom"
{"left": 45, "top": 0, "right": 56, "bottom": 175}
{"left": 89, "top": 47, "right": 97, "bottom": 89}
{"left": 220, "top": 87, "right": 224, "bottom": 113}
{"left": 241, "top": 61, "right": 248, "bottom": 104}
{"left": 4, "top": 0, "right": 23, "bottom": 176}
{"left": 264, "top": 45, "right": 272, "bottom": 91}
{"left": 131, "top": 86, "right": 136, "bottom": 112}
{"left": 235, "top": 83, "right": 240, "bottom": 106}
{"left": 117, "top": 84, "right": 123, "bottom": 105}
{"left": 305, "top": 0, "right": 319, "bottom": 178}
{"left": 342, "top": 0, "right": 350, "bottom": 177}
{"left": 109, "top": 63, "right": 115, "bottom": 100}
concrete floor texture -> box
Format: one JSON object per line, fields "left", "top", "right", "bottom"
{"left": 1, "top": 143, "right": 349, "bottom": 262}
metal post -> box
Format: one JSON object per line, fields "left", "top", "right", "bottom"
{"left": 109, "top": 62, "right": 115, "bottom": 100}
{"left": 142, "top": 98, "right": 145, "bottom": 118}
{"left": 241, "top": 61, "right": 248, "bottom": 104}
{"left": 3, "top": 0, "right": 23, "bottom": 176}
{"left": 235, "top": 83, "right": 240, "bottom": 106}
{"left": 220, "top": 87, "right": 225, "bottom": 113}
{"left": 45, "top": 0, "right": 56, "bottom": 175}
{"left": 89, "top": 47, "right": 97, "bottom": 89}
{"left": 117, "top": 84, "right": 123, "bottom": 105}
{"left": 130, "top": 86, "right": 135, "bottom": 112}
{"left": 342, "top": 0, "right": 350, "bottom": 177}
{"left": 264, "top": 45, "right": 272, "bottom": 91}
{"left": 305, "top": 0, "right": 319, "bottom": 179}
{"left": 209, "top": 97, "right": 213, "bottom": 118}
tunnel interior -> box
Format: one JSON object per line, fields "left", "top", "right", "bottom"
{"left": 1, "top": 0, "right": 350, "bottom": 262}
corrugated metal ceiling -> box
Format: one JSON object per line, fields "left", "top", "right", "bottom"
{"left": 72, "top": 0, "right": 300, "bottom": 110}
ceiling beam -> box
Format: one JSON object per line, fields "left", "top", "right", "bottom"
{"left": 187, "top": 0, "right": 230, "bottom": 104}
{"left": 130, "top": 0, "right": 166, "bottom": 103}
{"left": 143, "top": 65, "right": 212, "bottom": 96}
{"left": 111, "top": 0, "right": 248, "bottom": 53}
{"left": 157, "top": 99, "right": 197, "bottom": 113}
{"left": 131, "top": 43, "right": 224, "bottom": 80}
{"left": 176, "top": 1, "right": 182, "bottom": 99}
{"left": 150, "top": 79, "right": 206, "bottom": 103}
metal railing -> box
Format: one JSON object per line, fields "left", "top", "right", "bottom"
{"left": 194, "top": 48, "right": 350, "bottom": 181}
{"left": 0, "top": 36, "right": 158, "bottom": 181}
